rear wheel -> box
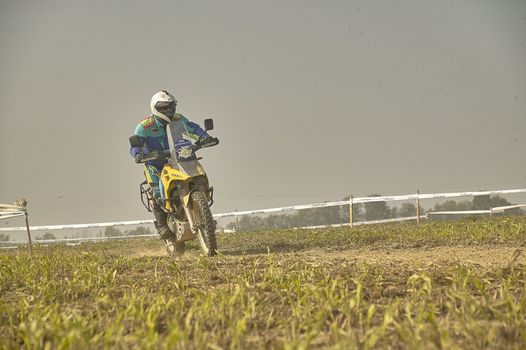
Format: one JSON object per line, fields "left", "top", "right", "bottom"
{"left": 191, "top": 191, "right": 217, "bottom": 256}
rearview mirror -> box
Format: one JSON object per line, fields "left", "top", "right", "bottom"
{"left": 129, "top": 135, "right": 144, "bottom": 147}
{"left": 204, "top": 118, "right": 214, "bottom": 131}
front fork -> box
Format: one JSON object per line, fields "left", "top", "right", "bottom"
{"left": 179, "top": 187, "right": 198, "bottom": 234}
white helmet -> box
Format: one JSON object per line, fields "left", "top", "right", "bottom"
{"left": 150, "top": 90, "right": 178, "bottom": 122}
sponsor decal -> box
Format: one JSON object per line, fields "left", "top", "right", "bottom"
{"left": 177, "top": 146, "right": 193, "bottom": 159}
{"left": 174, "top": 139, "right": 196, "bottom": 161}
{"left": 141, "top": 117, "right": 155, "bottom": 129}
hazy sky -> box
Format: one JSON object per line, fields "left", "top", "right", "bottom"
{"left": 1, "top": 0, "right": 525, "bottom": 228}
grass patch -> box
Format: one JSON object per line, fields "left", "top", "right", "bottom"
{"left": 220, "top": 216, "right": 526, "bottom": 252}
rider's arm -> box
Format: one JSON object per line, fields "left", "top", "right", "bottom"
{"left": 130, "top": 144, "right": 145, "bottom": 159}
{"left": 180, "top": 114, "right": 208, "bottom": 140}
{"left": 130, "top": 124, "right": 147, "bottom": 159}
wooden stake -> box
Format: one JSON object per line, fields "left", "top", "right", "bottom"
{"left": 416, "top": 190, "right": 421, "bottom": 224}
{"left": 24, "top": 211, "right": 33, "bottom": 255}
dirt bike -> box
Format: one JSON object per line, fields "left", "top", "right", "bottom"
{"left": 129, "top": 118, "right": 219, "bottom": 257}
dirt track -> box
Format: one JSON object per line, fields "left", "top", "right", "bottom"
{"left": 133, "top": 245, "right": 525, "bottom": 267}
{"left": 295, "top": 246, "right": 525, "bottom": 267}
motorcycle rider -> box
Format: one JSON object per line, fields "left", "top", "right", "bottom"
{"left": 130, "top": 90, "right": 214, "bottom": 239}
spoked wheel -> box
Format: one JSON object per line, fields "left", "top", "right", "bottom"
{"left": 165, "top": 239, "right": 185, "bottom": 257}
{"left": 191, "top": 191, "right": 217, "bottom": 256}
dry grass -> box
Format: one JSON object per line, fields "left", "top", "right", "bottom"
{"left": 1, "top": 217, "right": 525, "bottom": 349}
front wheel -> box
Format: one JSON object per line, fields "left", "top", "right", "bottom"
{"left": 191, "top": 191, "right": 217, "bottom": 256}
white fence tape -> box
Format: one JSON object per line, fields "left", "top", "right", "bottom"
{"left": 297, "top": 215, "right": 427, "bottom": 230}
{"left": 427, "top": 210, "right": 491, "bottom": 215}
{"left": 0, "top": 188, "right": 524, "bottom": 236}
{"left": 0, "top": 203, "right": 24, "bottom": 222}
{"left": 213, "top": 200, "right": 349, "bottom": 218}
{"left": 0, "top": 213, "right": 25, "bottom": 220}
{"left": 0, "top": 211, "right": 23, "bottom": 216}
{"left": 0, "top": 216, "right": 430, "bottom": 248}
{"left": 2, "top": 234, "right": 157, "bottom": 245}
{"left": 426, "top": 203, "right": 526, "bottom": 216}
{"left": 492, "top": 204, "right": 526, "bottom": 212}
{"left": 215, "top": 188, "right": 526, "bottom": 218}
{"left": 0, "top": 204, "right": 24, "bottom": 211}
{"left": 417, "top": 189, "right": 526, "bottom": 200}
{"left": 354, "top": 215, "right": 428, "bottom": 226}
{"left": 0, "top": 219, "right": 154, "bottom": 232}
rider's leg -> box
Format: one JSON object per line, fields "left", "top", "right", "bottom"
{"left": 151, "top": 201, "right": 174, "bottom": 240}
{"left": 145, "top": 165, "right": 174, "bottom": 240}
{"left": 145, "top": 165, "right": 162, "bottom": 201}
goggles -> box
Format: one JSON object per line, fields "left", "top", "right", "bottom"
{"left": 155, "top": 100, "right": 176, "bottom": 117}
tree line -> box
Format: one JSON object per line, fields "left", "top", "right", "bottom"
{"left": 0, "top": 226, "right": 153, "bottom": 242}
{"left": 226, "top": 194, "right": 521, "bottom": 232}
{"left": 103, "top": 226, "right": 152, "bottom": 237}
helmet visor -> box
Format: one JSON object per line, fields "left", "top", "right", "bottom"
{"left": 155, "top": 100, "right": 176, "bottom": 118}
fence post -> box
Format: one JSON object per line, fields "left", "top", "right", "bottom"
{"left": 349, "top": 194, "right": 354, "bottom": 228}
{"left": 235, "top": 210, "right": 240, "bottom": 233}
{"left": 24, "top": 210, "right": 33, "bottom": 255}
{"left": 24, "top": 212, "right": 33, "bottom": 255}
{"left": 416, "top": 190, "right": 421, "bottom": 224}
{"left": 14, "top": 199, "right": 33, "bottom": 255}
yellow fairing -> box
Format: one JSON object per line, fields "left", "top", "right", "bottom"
{"left": 161, "top": 166, "right": 192, "bottom": 184}
{"left": 160, "top": 164, "right": 207, "bottom": 211}
{"left": 161, "top": 166, "right": 187, "bottom": 210}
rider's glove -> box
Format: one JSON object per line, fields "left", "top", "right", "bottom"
{"left": 201, "top": 136, "right": 215, "bottom": 144}
{"left": 194, "top": 136, "right": 219, "bottom": 151}
{"left": 134, "top": 148, "right": 149, "bottom": 163}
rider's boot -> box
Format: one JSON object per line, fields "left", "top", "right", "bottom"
{"left": 153, "top": 208, "right": 175, "bottom": 240}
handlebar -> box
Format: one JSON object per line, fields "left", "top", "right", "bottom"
{"left": 192, "top": 137, "right": 219, "bottom": 152}
{"left": 135, "top": 149, "right": 170, "bottom": 164}
{"left": 134, "top": 137, "right": 219, "bottom": 163}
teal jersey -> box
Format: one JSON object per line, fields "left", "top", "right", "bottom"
{"left": 130, "top": 113, "right": 207, "bottom": 167}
